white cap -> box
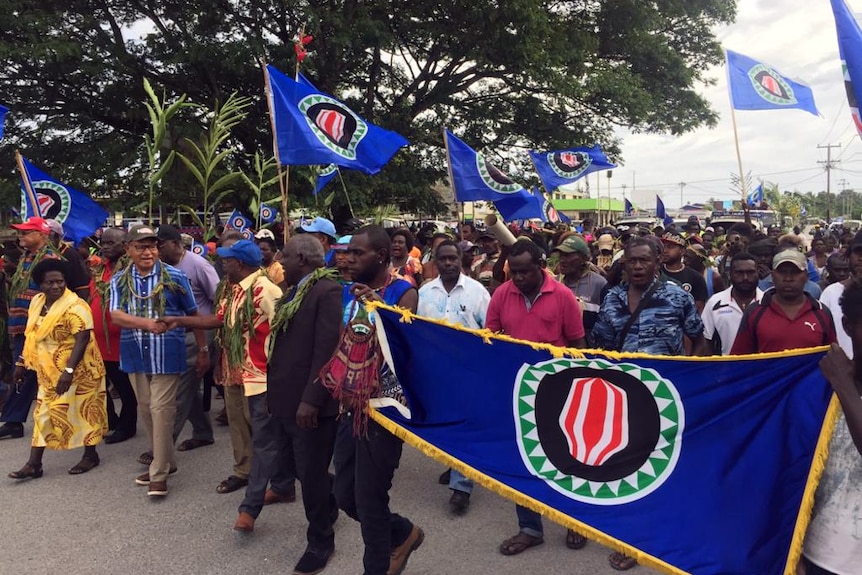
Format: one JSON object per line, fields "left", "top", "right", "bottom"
{"left": 255, "top": 229, "right": 275, "bottom": 240}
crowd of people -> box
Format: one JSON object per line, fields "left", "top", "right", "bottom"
{"left": 0, "top": 211, "right": 860, "bottom": 575}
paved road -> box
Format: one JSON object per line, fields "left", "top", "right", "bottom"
{"left": 0, "top": 410, "right": 659, "bottom": 575}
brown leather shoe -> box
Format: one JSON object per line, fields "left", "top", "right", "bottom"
{"left": 135, "top": 466, "right": 178, "bottom": 485}
{"left": 234, "top": 511, "right": 255, "bottom": 532}
{"left": 388, "top": 525, "right": 424, "bottom": 575}
{"left": 147, "top": 481, "right": 168, "bottom": 497}
{"left": 264, "top": 488, "right": 296, "bottom": 505}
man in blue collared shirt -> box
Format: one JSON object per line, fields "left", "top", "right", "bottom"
{"left": 109, "top": 225, "right": 200, "bottom": 498}
{"left": 417, "top": 240, "right": 490, "bottom": 513}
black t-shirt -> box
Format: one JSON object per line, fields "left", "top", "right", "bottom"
{"left": 661, "top": 266, "right": 708, "bottom": 304}
{"left": 59, "top": 244, "right": 91, "bottom": 291}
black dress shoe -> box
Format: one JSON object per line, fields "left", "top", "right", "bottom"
{"left": 449, "top": 490, "right": 470, "bottom": 514}
{"left": 104, "top": 430, "right": 134, "bottom": 444}
{"left": 438, "top": 468, "right": 451, "bottom": 485}
{"left": 293, "top": 547, "right": 334, "bottom": 575}
{"left": 0, "top": 423, "right": 24, "bottom": 439}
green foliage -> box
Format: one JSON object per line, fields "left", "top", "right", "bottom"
{"left": 242, "top": 151, "right": 280, "bottom": 230}
{"left": 0, "top": 0, "right": 737, "bottom": 227}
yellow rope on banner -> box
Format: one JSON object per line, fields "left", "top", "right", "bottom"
{"left": 783, "top": 395, "right": 841, "bottom": 575}
{"left": 366, "top": 301, "right": 838, "bottom": 575}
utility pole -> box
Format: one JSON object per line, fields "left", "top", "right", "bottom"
{"left": 818, "top": 143, "right": 841, "bottom": 222}
{"left": 838, "top": 178, "right": 848, "bottom": 216}
{"left": 679, "top": 182, "right": 686, "bottom": 211}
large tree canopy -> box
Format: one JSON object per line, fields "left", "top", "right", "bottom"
{"left": 0, "top": 0, "right": 736, "bottom": 222}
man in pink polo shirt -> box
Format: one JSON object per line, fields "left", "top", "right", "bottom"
{"left": 485, "top": 239, "right": 588, "bottom": 556}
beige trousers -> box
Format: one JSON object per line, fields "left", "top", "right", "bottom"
{"left": 223, "top": 384, "right": 252, "bottom": 479}
{"left": 129, "top": 373, "right": 180, "bottom": 483}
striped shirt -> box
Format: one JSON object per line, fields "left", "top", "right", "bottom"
{"left": 8, "top": 248, "right": 61, "bottom": 336}
{"left": 110, "top": 261, "right": 197, "bottom": 374}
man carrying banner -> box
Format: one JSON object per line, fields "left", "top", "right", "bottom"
{"left": 591, "top": 236, "right": 707, "bottom": 570}
{"left": 417, "top": 239, "right": 490, "bottom": 514}
{"left": 702, "top": 252, "right": 763, "bottom": 356}
{"left": 333, "top": 225, "right": 424, "bottom": 575}
{"left": 804, "top": 277, "right": 862, "bottom": 574}
{"left": 484, "top": 239, "right": 589, "bottom": 556}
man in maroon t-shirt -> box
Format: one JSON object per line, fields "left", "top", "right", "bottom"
{"left": 731, "top": 249, "right": 837, "bottom": 355}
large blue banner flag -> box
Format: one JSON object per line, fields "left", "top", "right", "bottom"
{"left": 19, "top": 158, "right": 109, "bottom": 244}
{"left": 445, "top": 130, "right": 528, "bottom": 202}
{"left": 625, "top": 197, "right": 634, "bottom": 216}
{"left": 368, "top": 304, "right": 835, "bottom": 575}
{"left": 726, "top": 49, "right": 819, "bottom": 116}
{"left": 529, "top": 146, "right": 616, "bottom": 191}
{"left": 265, "top": 65, "right": 408, "bottom": 175}
{"left": 830, "top": 0, "right": 862, "bottom": 136}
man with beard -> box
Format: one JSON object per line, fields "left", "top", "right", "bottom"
{"left": 731, "top": 249, "right": 837, "bottom": 355}
{"left": 820, "top": 231, "right": 862, "bottom": 358}
{"left": 417, "top": 240, "right": 490, "bottom": 514}
{"left": 334, "top": 225, "right": 423, "bottom": 575}
{"left": 552, "top": 235, "right": 606, "bottom": 337}
{"left": 660, "top": 233, "right": 708, "bottom": 313}
{"left": 702, "top": 253, "right": 763, "bottom": 356}
{"left": 90, "top": 228, "right": 137, "bottom": 443}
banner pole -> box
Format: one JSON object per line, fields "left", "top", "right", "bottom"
{"left": 335, "top": 167, "right": 355, "bottom": 218}
{"left": 261, "top": 60, "right": 290, "bottom": 243}
{"left": 726, "top": 49, "right": 750, "bottom": 224}
{"left": 15, "top": 150, "right": 41, "bottom": 218}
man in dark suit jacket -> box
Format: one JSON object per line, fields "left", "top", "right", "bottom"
{"left": 267, "top": 234, "right": 343, "bottom": 575}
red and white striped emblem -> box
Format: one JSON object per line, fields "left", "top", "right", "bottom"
{"left": 560, "top": 152, "right": 578, "bottom": 168}
{"left": 759, "top": 75, "right": 781, "bottom": 97}
{"left": 559, "top": 377, "right": 629, "bottom": 466}
{"left": 315, "top": 109, "right": 346, "bottom": 142}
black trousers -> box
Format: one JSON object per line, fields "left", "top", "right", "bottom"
{"left": 803, "top": 557, "right": 839, "bottom": 575}
{"left": 333, "top": 414, "right": 413, "bottom": 575}
{"left": 105, "top": 361, "right": 137, "bottom": 435}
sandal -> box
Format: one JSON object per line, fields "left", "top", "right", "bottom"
{"left": 9, "top": 462, "right": 43, "bottom": 480}
{"left": 609, "top": 552, "right": 638, "bottom": 571}
{"left": 566, "top": 529, "right": 587, "bottom": 550}
{"left": 137, "top": 451, "right": 153, "bottom": 466}
{"left": 499, "top": 532, "right": 543, "bottom": 556}
{"left": 177, "top": 438, "right": 214, "bottom": 452}
{"left": 68, "top": 455, "right": 100, "bottom": 475}
{"left": 216, "top": 475, "right": 248, "bottom": 494}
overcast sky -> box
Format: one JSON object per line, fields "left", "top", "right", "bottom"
{"left": 608, "top": 0, "right": 861, "bottom": 210}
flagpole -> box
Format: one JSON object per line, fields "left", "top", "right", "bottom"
{"left": 261, "top": 60, "right": 290, "bottom": 244}
{"left": 442, "top": 129, "right": 460, "bottom": 222}
{"left": 335, "top": 167, "right": 355, "bottom": 218}
{"left": 726, "top": 49, "right": 750, "bottom": 224}
{"left": 15, "top": 150, "right": 41, "bottom": 218}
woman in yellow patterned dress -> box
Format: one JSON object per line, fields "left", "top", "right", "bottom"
{"left": 8, "top": 258, "right": 107, "bottom": 479}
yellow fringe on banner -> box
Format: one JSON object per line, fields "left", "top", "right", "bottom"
{"left": 366, "top": 301, "right": 839, "bottom": 575}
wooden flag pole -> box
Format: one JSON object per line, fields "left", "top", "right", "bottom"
{"left": 725, "top": 49, "right": 750, "bottom": 224}
{"left": 261, "top": 60, "right": 290, "bottom": 243}
{"left": 15, "top": 150, "right": 41, "bottom": 218}
{"left": 441, "top": 129, "right": 463, "bottom": 225}
{"left": 335, "top": 167, "right": 356, "bottom": 218}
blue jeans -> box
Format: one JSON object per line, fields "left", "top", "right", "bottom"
{"left": 516, "top": 505, "right": 543, "bottom": 537}
{"left": 449, "top": 469, "right": 473, "bottom": 494}
{"left": 1, "top": 335, "right": 36, "bottom": 424}
{"left": 239, "top": 393, "right": 296, "bottom": 518}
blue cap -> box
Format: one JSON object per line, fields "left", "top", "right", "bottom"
{"left": 216, "top": 239, "right": 262, "bottom": 267}
{"left": 299, "top": 217, "right": 337, "bottom": 240}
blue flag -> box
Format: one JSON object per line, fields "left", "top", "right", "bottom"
{"left": 748, "top": 183, "right": 764, "bottom": 206}
{"left": 625, "top": 198, "right": 634, "bottom": 216}
{"left": 726, "top": 49, "right": 819, "bottom": 116}
{"left": 191, "top": 240, "right": 207, "bottom": 257}
{"left": 266, "top": 65, "right": 408, "bottom": 174}
{"left": 368, "top": 304, "right": 834, "bottom": 575}
{"left": 445, "top": 130, "right": 527, "bottom": 202}
{"left": 0, "top": 104, "right": 7, "bottom": 140}
{"left": 830, "top": 0, "right": 862, "bottom": 135}
{"left": 655, "top": 195, "right": 674, "bottom": 226}
{"left": 529, "top": 146, "right": 616, "bottom": 191}
{"left": 314, "top": 164, "right": 338, "bottom": 195}
{"left": 225, "top": 209, "right": 253, "bottom": 231}
{"left": 494, "top": 189, "right": 546, "bottom": 222}
{"left": 19, "top": 158, "right": 109, "bottom": 244}
{"left": 259, "top": 204, "right": 277, "bottom": 225}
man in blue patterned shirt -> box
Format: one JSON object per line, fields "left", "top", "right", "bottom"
{"left": 590, "top": 236, "right": 707, "bottom": 571}
{"left": 109, "top": 225, "right": 202, "bottom": 498}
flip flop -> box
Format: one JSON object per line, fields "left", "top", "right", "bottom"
{"left": 566, "top": 529, "right": 587, "bottom": 550}
{"left": 609, "top": 552, "right": 638, "bottom": 571}
{"left": 499, "top": 533, "right": 544, "bottom": 556}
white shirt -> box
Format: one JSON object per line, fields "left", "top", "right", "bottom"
{"left": 821, "top": 282, "right": 854, "bottom": 359}
{"left": 701, "top": 286, "right": 764, "bottom": 356}
{"left": 418, "top": 274, "right": 490, "bottom": 329}
{"left": 804, "top": 410, "right": 862, "bottom": 574}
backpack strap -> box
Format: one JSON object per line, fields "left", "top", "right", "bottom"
{"left": 748, "top": 289, "right": 774, "bottom": 352}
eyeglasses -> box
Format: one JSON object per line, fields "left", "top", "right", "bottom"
{"left": 130, "top": 244, "right": 158, "bottom": 253}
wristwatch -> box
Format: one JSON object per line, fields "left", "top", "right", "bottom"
{"left": 64, "top": 367, "right": 74, "bottom": 374}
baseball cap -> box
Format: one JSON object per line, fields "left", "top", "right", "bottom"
{"left": 156, "top": 224, "right": 182, "bottom": 242}
{"left": 127, "top": 225, "right": 159, "bottom": 242}
{"left": 216, "top": 239, "right": 263, "bottom": 267}
{"left": 333, "top": 235, "right": 352, "bottom": 251}
{"left": 476, "top": 230, "right": 496, "bottom": 241}
{"left": 772, "top": 249, "right": 807, "bottom": 271}
{"left": 299, "top": 217, "right": 337, "bottom": 240}
{"left": 255, "top": 229, "right": 275, "bottom": 240}
{"left": 12, "top": 217, "right": 50, "bottom": 234}
{"left": 46, "top": 219, "right": 64, "bottom": 237}
{"left": 661, "top": 232, "right": 686, "bottom": 247}
{"left": 597, "top": 234, "right": 614, "bottom": 250}
{"left": 553, "top": 235, "right": 590, "bottom": 257}
{"left": 457, "top": 240, "right": 475, "bottom": 252}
